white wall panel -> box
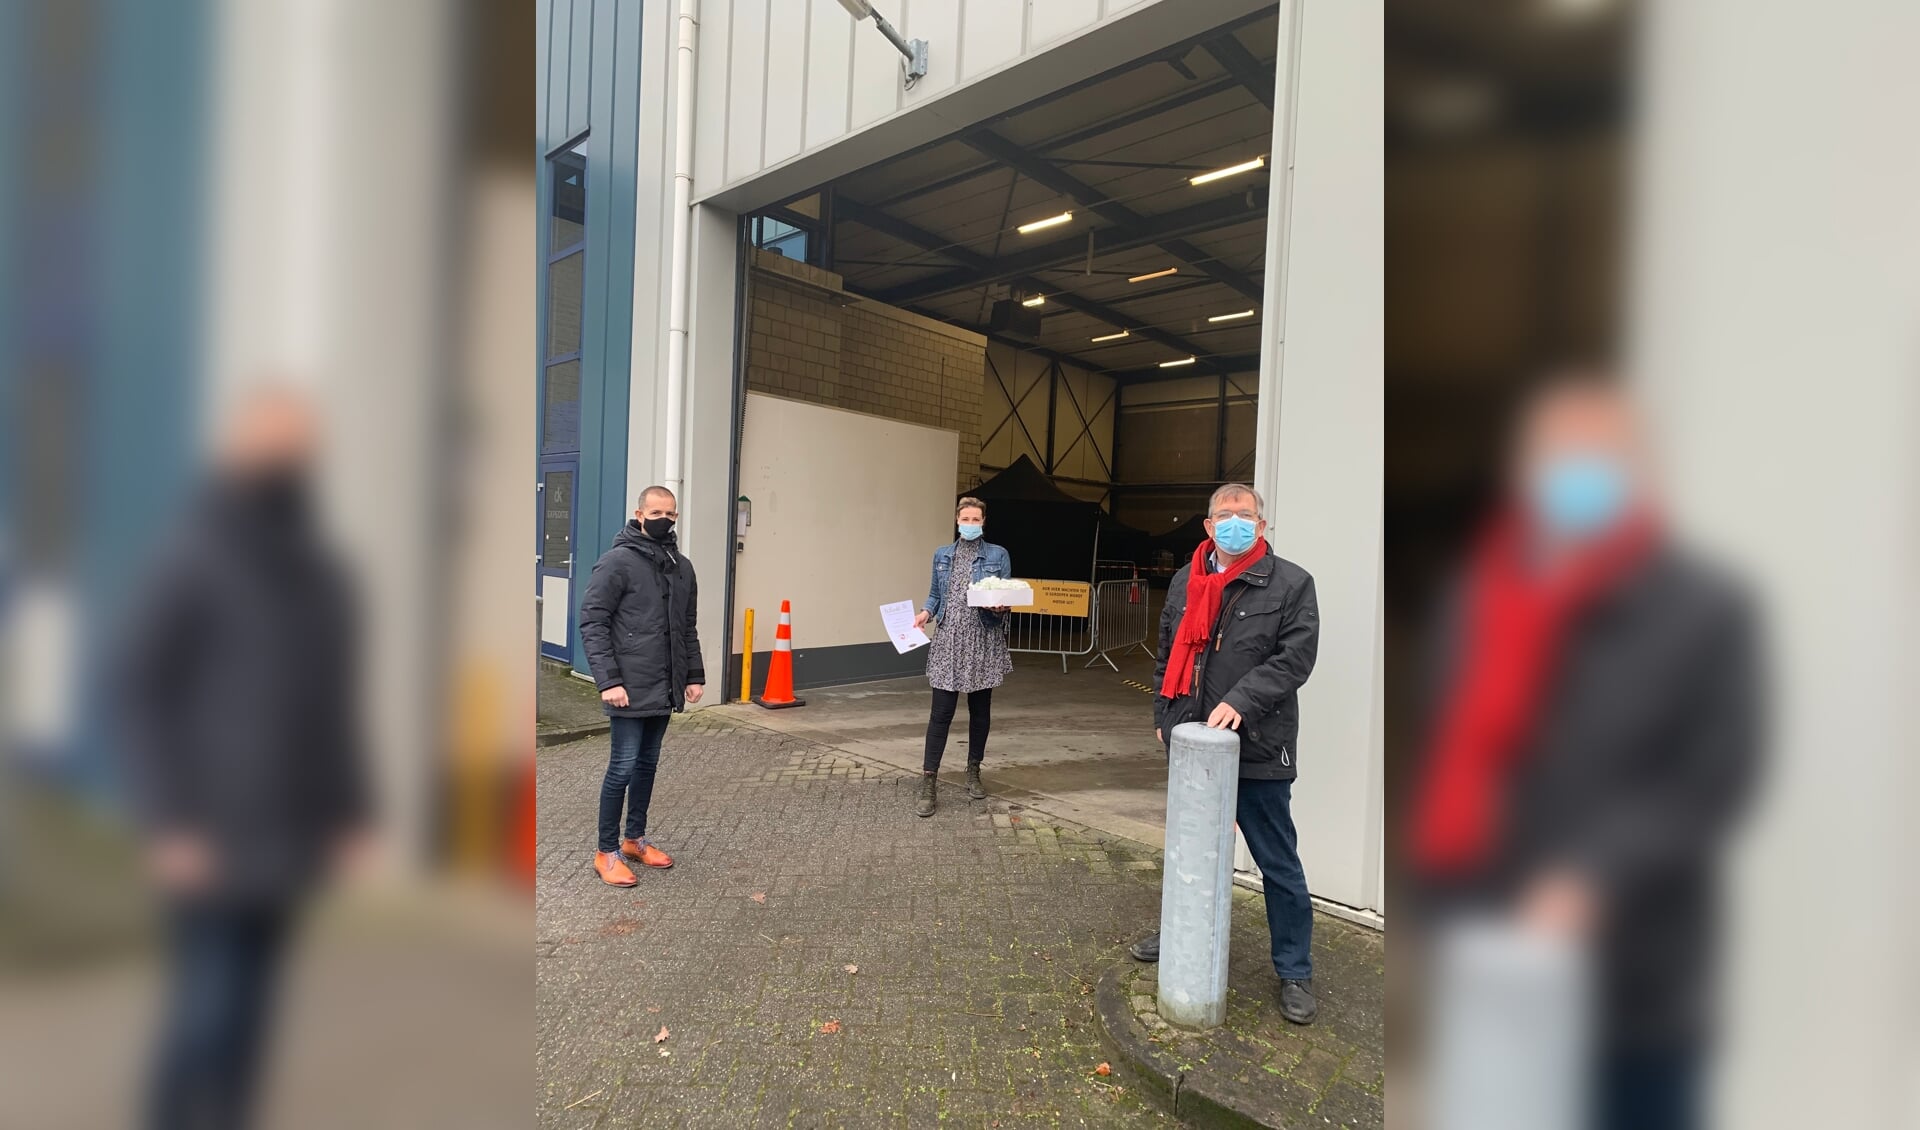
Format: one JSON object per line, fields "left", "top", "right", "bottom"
{"left": 1029, "top": 0, "right": 1101, "bottom": 49}
{"left": 804, "top": 0, "right": 854, "bottom": 149}
{"left": 762, "top": 0, "right": 809, "bottom": 166}
{"left": 849, "top": 0, "right": 903, "bottom": 129}
{"left": 734, "top": 394, "right": 959, "bottom": 648}
{"left": 959, "top": 0, "right": 1026, "bottom": 81}
{"left": 902, "top": 0, "right": 963, "bottom": 104}
{"left": 725, "top": 0, "right": 769, "bottom": 182}
{"left": 693, "top": 0, "right": 731, "bottom": 193}
{"left": 688, "top": 0, "right": 1276, "bottom": 209}
{"left": 1253, "top": 0, "right": 1384, "bottom": 915}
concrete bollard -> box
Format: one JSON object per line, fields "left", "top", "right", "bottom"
{"left": 1157, "top": 722, "right": 1241, "bottom": 1029}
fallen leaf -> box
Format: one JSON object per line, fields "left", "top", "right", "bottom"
{"left": 653, "top": 1026, "right": 670, "bottom": 1043}
{"left": 1094, "top": 1063, "right": 1112, "bottom": 1076}
{"left": 646, "top": 1006, "right": 660, "bottom": 1014}
{"left": 819, "top": 1019, "right": 842, "bottom": 1035}
{"left": 844, "top": 964, "right": 858, "bottom": 974}
{"left": 1010, "top": 816, "right": 1021, "bottom": 823}
{"left": 750, "top": 892, "right": 767, "bottom": 904}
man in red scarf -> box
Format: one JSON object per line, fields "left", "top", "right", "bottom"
{"left": 1407, "top": 376, "right": 1761, "bottom": 1130}
{"left": 1129, "top": 483, "right": 1322, "bottom": 1026}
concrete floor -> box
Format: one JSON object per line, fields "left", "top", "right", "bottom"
{"left": 710, "top": 641, "right": 1174, "bottom": 849}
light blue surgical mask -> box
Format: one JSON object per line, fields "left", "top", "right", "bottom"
{"left": 1531, "top": 454, "right": 1631, "bottom": 539}
{"left": 958, "top": 523, "right": 984, "bottom": 541}
{"left": 1211, "top": 516, "right": 1258, "bottom": 555}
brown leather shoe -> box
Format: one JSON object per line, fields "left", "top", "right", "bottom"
{"left": 593, "top": 851, "right": 638, "bottom": 887}
{"left": 620, "top": 839, "right": 673, "bottom": 869}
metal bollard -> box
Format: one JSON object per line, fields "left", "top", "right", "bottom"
{"left": 1157, "top": 722, "right": 1241, "bottom": 1028}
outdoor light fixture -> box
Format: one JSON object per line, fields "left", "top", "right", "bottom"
{"left": 1159, "top": 356, "right": 1197, "bottom": 368}
{"left": 1208, "top": 309, "right": 1256, "bottom": 323}
{"left": 1021, "top": 294, "right": 1046, "bottom": 308}
{"left": 835, "top": 0, "right": 930, "bottom": 88}
{"left": 1190, "top": 156, "right": 1265, "bottom": 186}
{"left": 1090, "top": 330, "right": 1130, "bottom": 342}
{"left": 1016, "top": 211, "right": 1073, "bottom": 235}
{"left": 1128, "top": 266, "right": 1178, "bottom": 283}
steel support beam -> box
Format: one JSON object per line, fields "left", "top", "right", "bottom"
{"left": 1202, "top": 33, "right": 1275, "bottom": 111}
{"left": 873, "top": 190, "right": 1267, "bottom": 305}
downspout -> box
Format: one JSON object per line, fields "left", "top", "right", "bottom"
{"left": 662, "top": 0, "right": 698, "bottom": 497}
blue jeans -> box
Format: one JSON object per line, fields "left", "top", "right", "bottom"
{"left": 147, "top": 901, "right": 295, "bottom": 1130}
{"left": 599, "top": 715, "right": 669, "bottom": 852}
{"left": 1237, "top": 777, "right": 1313, "bottom": 980}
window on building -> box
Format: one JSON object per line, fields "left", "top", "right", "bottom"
{"left": 752, "top": 214, "right": 813, "bottom": 264}
{"left": 543, "top": 146, "right": 587, "bottom": 455}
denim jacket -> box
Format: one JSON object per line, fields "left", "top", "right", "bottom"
{"left": 923, "top": 540, "right": 1013, "bottom": 627}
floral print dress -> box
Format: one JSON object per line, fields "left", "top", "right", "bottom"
{"left": 925, "top": 539, "right": 1013, "bottom": 694}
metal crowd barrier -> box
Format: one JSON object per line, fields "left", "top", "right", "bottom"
{"left": 1086, "top": 577, "right": 1157, "bottom": 671}
{"left": 1005, "top": 604, "right": 1096, "bottom": 673}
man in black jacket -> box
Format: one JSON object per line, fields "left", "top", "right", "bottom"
{"left": 577, "top": 486, "right": 705, "bottom": 887}
{"left": 1130, "top": 483, "right": 1323, "bottom": 1025}
{"left": 121, "top": 388, "right": 370, "bottom": 1130}
{"left": 1408, "top": 376, "right": 1761, "bottom": 1130}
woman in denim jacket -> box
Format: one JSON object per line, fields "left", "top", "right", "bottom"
{"left": 910, "top": 497, "right": 1014, "bottom": 816}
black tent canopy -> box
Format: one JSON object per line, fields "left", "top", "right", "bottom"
{"left": 964, "top": 456, "right": 1100, "bottom": 582}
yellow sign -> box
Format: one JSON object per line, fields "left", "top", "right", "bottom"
{"left": 1012, "top": 579, "right": 1091, "bottom": 618}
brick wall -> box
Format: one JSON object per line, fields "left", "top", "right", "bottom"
{"left": 745, "top": 249, "right": 983, "bottom": 493}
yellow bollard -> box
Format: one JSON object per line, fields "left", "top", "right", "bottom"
{"left": 741, "top": 607, "right": 755, "bottom": 702}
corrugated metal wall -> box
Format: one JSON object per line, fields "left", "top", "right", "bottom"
{"left": 691, "top": 0, "right": 1214, "bottom": 201}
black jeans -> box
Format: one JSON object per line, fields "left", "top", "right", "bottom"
{"left": 924, "top": 688, "right": 992, "bottom": 773}
{"left": 599, "top": 714, "right": 669, "bottom": 851}
{"left": 147, "top": 900, "right": 296, "bottom": 1130}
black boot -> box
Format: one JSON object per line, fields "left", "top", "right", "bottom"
{"left": 915, "top": 774, "right": 937, "bottom": 817}
{"left": 1129, "top": 932, "right": 1161, "bottom": 962}
{"left": 965, "top": 762, "right": 986, "bottom": 800}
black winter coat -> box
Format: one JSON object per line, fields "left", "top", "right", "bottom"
{"left": 578, "top": 522, "right": 705, "bottom": 717}
{"left": 1153, "top": 544, "right": 1320, "bottom": 780}
{"left": 1417, "top": 543, "right": 1761, "bottom": 1049}
{"left": 120, "top": 477, "right": 370, "bottom": 903}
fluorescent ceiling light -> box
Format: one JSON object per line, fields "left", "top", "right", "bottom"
{"left": 1208, "top": 309, "right": 1256, "bottom": 323}
{"left": 1090, "top": 330, "right": 1130, "bottom": 343}
{"left": 1021, "top": 295, "right": 1046, "bottom": 307}
{"left": 1016, "top": 211, "right": 1073, "bottom": 235}
{"left": 1189, "top": 156, "right": 1265, "bottom": 186}
{"left": 1159, "top": 357, "right": 1197, "bottom": 368}
{"left": 1128, "top": 266, "right": 1178, "bottom": 284}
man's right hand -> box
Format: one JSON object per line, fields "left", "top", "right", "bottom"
{"left": 602, "top": 685, "right": 629, "bottom": 708}
{"left": 1156, "top": 728, "right": 1163, "bottom": 743}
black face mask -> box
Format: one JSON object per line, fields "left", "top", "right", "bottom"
{"left": 642, "top": 516, "right": 676, "bottom": 540}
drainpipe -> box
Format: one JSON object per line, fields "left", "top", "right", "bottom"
{"left": 662, "top": 0, "right": 699, "bottom": 498}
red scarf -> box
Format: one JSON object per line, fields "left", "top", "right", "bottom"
{"left": 1160, "top": 538, "right": 1269, "bottom": 700}
{"left": 1408, "top": 509, "right": 1657, "bottom": 876}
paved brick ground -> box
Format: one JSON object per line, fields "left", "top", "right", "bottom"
{"left": 536, "top": 711, "right": 1381, "bottom": 1128}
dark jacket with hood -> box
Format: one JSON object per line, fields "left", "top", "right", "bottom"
{"left": 120, "top": 474, "right": 370, "bottom": 903}
{"left": 1153, "top": 542, "right": 1319, "bottom": 781}
{"left": 578, "top": 521, "right": 705, "bottom": 717}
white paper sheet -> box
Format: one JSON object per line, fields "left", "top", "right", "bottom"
{"left": 879, "top": 599, "right": 931, "bottom": 654}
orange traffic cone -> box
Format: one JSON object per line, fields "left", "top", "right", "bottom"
{"left": 752, "top": 600, "right": 806, "bottom": 709}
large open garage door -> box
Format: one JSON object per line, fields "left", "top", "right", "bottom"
{"left": 723, "top": 8, "right": 1289, "bottom": 861}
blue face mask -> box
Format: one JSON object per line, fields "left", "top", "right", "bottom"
{"left": 1211, "top": 516, "right": 1258, "bottom": 555}
{"left": 1531, "top": 454, "right": 1631, "bottom": 539}
{"left": 958, "top": 523, "right": 984, "bottom": 541}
